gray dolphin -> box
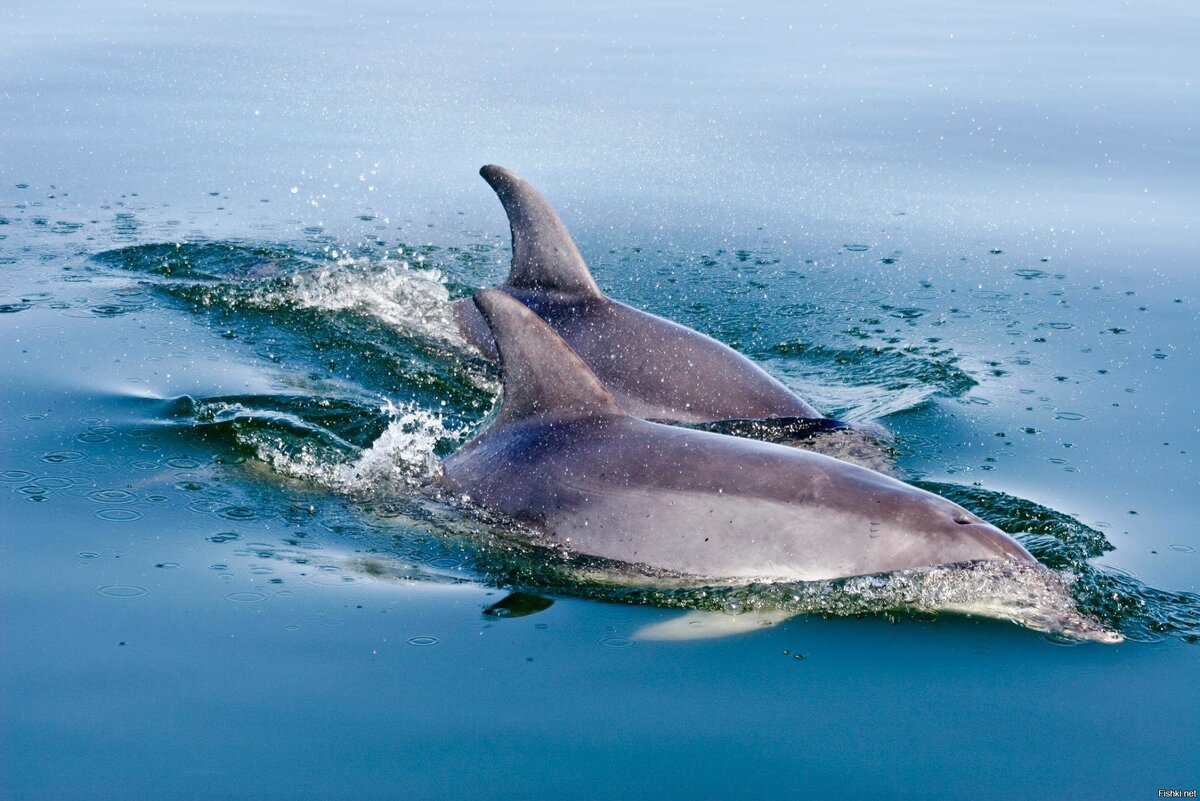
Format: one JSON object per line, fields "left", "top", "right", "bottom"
{"left": 453, "top": 165, "right": 824, "bottom": 426}
{"left": 442, "top": 289, "right": 1033, "bottom": 583}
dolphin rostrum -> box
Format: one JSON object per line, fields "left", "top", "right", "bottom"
{"left": 453, "top": 165, "right": 825, "bottom": 426}
{"left": 442, "top": 289, "right": 1033, "bottom": 583}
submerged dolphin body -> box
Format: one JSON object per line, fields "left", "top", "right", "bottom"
{"left": 453, "top": 165, "right": 823, "bottom": 426}
{"left": 442, "top": 290, "right": 1034, "bottom": 584}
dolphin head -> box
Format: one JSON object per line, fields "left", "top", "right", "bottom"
{"left": 832, "top": 472, "right": 1036, "bottom": 572}
{"left": 920, "top": 498, "right": 1035, "bottom": 564}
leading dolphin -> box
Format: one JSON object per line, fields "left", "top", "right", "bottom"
{"left": 442, "top": 290, "right": 1033, "bottom": 583}
{"left": 453, "top": 165, "right": 825, "bottom": 426}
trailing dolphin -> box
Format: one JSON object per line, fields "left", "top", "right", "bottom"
{"left": 453, "top": 165, "right": 827, "bottom": 427}
{"left": 443, "top": 289, "right": 1034, "bottom": 584}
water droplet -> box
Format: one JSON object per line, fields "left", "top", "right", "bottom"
{"left": 96, "top": 584, "right": 150, "bottom": 599}
{"left": 887, "top": 307, "right": 926, "bottom": 320}
{"left": 224, "top": 592, "right": 266, "bottom": 603}
{"left": 165, "top": 457, "right": 202, "bottom": 469}
{"left": 599, "top": 637, "right": 635, "bottom": 649}
{"left": 215, "top": 505, "right": 259, "bottom": 521}
{"left": 33, "top": 476, "right": 74, "bottom": 489}
{"left": 87, "top": 489, "right": 136, "bottom": 504}
{"left": 95, "top": 508, "right": 143, "bottom": 522}
{"left": 407, "top": 636, "right": 439, "bottom": 646}
{"left": 41, "top": 450, "right": 84, "bottom": 464}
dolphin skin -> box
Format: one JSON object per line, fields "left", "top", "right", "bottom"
{"left": 442, "top": 290, "right": 1033, "bottom": 583}
{"left": 453, "top": 165, "right": 824, "bottom": 426}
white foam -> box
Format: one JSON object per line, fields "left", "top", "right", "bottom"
{"left": 253, "top": 399, "right": 460, "bottom": 496}
{"left": 826, "top": 561, "right": 1122, "bottom": 642}
{"left": 251, "top": 257, "right": 469, "bottom": 348}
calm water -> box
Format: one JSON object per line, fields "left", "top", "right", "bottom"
{"left": 2, "top": 2, "right": 1198, "bottom": 799}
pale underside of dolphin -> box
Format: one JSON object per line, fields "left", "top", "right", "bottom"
{"left": 442, "top": 289, "right": 1035, "bottom": 585}
{"left": 453, "top": 164, "right": 824, "bottom": 426}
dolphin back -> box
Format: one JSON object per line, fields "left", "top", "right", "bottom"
{"left": 466, "top": 165, "right": 825, "bottom": 424}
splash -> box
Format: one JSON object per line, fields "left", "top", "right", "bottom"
{"left": 246, "top": 399, "right": 460, "bottom": 496}
{"left": 160, "top": 392, "right": 462, "bottom": 497}
{"left": 450, "top": 523, "right": 1122, "bottom": 642}
{"left": 93, "top": 242, "right": 472, "bottom": 351}
{"left": 247, "top": 256, "right": 469, "bottom": 349}
{"left": 766, "top": 342, "right": 977, "bottom": 421}
{"left": 95, "top": 241, "right": 497, "bottom": 416}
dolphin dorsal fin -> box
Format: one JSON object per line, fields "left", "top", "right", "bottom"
{"left": 472, "top": 289, "right": 624, "bottom": 422}
{"left": 480, "top": 165, "right": 602, "bottom": 296}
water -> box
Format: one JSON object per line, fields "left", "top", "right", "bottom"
{"left": 2, "top": 2, "right": 1198, "bottom": 798}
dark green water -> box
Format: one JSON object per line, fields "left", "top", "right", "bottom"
{"left": 2, "top": 2, "right": 1198, "bottom": 799}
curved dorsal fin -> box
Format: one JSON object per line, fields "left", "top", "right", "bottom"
{"left": 480, "top": 165, "right": 602, "bottom": 296}
{"left": 473, "top": 289, "right": 624, "bottom": 422}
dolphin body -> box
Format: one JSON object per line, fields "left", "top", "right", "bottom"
{"left": 453, "top": 165, "right": 825, "bottom": 426}
{"left": 442, "top": 290, "right": 1034, "bottom": 584}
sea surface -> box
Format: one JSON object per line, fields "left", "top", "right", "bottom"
{"left": 2, "top": 2, "right": 1198, "bottom": 799}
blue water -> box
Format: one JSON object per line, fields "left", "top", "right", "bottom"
{"left": 2, "top": 2, "right": 1198, "bottom": 799}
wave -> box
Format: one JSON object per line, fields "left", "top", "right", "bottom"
{"left": 766, "top": 342, "right": 977, "bottom": 421}
{"left": 93, "top": 241, "right": 470, "bottom": 350}
{"left": 160, "top": 393, "right": 461, "bottom": 495}
{"left": 91, "top": 239, "right": 1200, "bottom": 644}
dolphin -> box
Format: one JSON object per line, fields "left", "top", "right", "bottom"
{"left": 441, "top": 289, "right": 1034, "bottom": 584}
{"left": 453, "top": 165, "right": 827, "bottom": 426}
